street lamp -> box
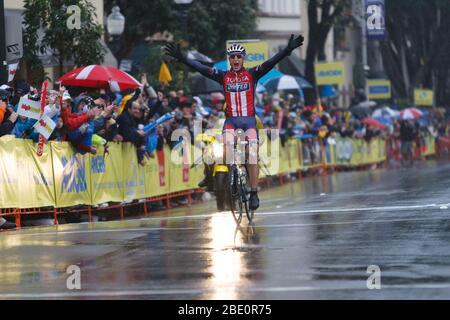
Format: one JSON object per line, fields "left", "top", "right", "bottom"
{"left": 174, "top": 0, "right": 193, "bottom": 44}
{"left": 107, "top": 6, "right": 125, "bottom": 38}
{"left": 106, "top": 5, "right": 126, "bottom": 67}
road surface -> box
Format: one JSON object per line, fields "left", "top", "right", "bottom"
{"left": 1, "top": 160, "right": 450, "bottom": 299}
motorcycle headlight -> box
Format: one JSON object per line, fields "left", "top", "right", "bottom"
{"left": 212, "top": 142, "right": 224, "bottom": 159}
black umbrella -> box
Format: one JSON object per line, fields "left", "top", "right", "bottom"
{"left": 189, "top": 74, "right": 223, "bottom": 95}
{"left": 350, "top": 106, "right": 372, "bottom": 119}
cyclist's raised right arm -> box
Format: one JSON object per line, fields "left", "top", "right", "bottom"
{"left": 164, "top": 43, "right": 224, "bottom": 84}
{"left": 183, "top": 58, "right": 225, "bottom": 84}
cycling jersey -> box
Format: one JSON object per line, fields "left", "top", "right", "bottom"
{"left": 184, "top": 48, "right": 291, "bottom": 118}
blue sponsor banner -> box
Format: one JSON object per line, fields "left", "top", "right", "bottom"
{"left": 366, "top": 0, "right": 386, "bottom": 40}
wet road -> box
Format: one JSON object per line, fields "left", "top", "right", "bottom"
{"left": 2, "top": 161, "right": 450, "bottom": 299}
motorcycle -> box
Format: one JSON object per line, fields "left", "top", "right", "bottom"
{"left": 194, "top": 128, "right": 230, "bottom": 212}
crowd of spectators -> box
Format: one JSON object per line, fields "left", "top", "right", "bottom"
{"left": 1, "top": 79, "right": 449, "bottom": 230}
{"left": 1, "top": 80, "right": 448, "bottom": 166}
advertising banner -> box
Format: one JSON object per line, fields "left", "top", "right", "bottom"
{"left": 366, "top": 0, "right": 386, "bottom": 40}
{"left": 0, "top": 136, "right": 55, "bottom": 208}
{"left": 144, "top": 146, "right": 171, "bottom": 198}
{"left": 122, "top": 143, "right": 145, "bottom": 201}
{"left": 315, "top": 62, "right": 345, "bottom": 85}
{"left": 90, "top": 143, "right": 124, "bottom": 205}
{"left": 367, "top": 79, "right": 391, "bottom": 99}
{"left": 226, "top": 40, "right": 269, "bottom": 69}
{"left": 414, "top": 89, "right": 434, "bottom": 106}
{"left": 51, "top": 141, "right": 91, "bottom": 208}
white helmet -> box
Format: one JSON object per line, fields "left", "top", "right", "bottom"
{"left": 227, "top": 44, "right": 246, "bottom": 56}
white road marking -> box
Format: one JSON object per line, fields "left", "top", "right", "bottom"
{"left": 2, "top": 282, "right": 450, "bottom": 299}
{"left": 3, "top": 203, "right": 448, "bottom": 238}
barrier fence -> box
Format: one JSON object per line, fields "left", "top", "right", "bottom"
{"left": 0, "top": 133, "right": 437, "bottom": 227}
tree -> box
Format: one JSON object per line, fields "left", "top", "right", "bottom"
{"left": 381, "top": 0, "right": 450, "bottom": 105}
{"left": 304, "top": 0, "right": 352, "bottom": 91}
{"left": 184, "top": 0, "right": 258, "bottom": 60}
{"left": 104, "top": 0, "right": 258, "bottom": 62}
{"left": 23, "top": 0, "right": 105, "bottom": 85}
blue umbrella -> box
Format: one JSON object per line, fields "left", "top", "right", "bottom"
{"left": 374, "top": 116, "right": 393, "bottom": 126}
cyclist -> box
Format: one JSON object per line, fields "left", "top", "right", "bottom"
{"left": 164, "top": 34, "right": 304, "bottom": 210}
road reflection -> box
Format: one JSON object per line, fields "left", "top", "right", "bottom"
{"left": 207, "top": 214, "right": 261, "bottom": 299}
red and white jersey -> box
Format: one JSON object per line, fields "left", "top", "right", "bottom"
{"left": 184, "top": 47, "right": 291, "bottom": 118}
{"left": 223, "top": 69, "right": 255, "bottom": 117}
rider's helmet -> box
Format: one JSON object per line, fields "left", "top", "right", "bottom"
{"left": 227, "top": 44, "right": 246, "bottom": 56}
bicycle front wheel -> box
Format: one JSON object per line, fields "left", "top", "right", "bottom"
{"left": 228, "top": 165, "right": 243, "bottom": 225}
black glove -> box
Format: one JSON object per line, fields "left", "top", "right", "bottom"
{"left": 164, "top": 42, "right": 185, "bottom": 62}
{"left": 286, "top": 34, "right": 304, "bottom": 53}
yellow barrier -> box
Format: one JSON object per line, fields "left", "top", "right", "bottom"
{"left": 0, "top": 136, "right": 55, "bottom": 208}
{"left": 0, "top": 135, "right": 395, "bottom": 209}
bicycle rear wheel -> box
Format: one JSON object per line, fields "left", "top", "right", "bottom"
{"left": 228, "top": 165, "right": 243, "bottom": 225}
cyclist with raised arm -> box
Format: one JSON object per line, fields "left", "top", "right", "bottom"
{"left": 164, "top": 35, "right": 304, "bottom": 211}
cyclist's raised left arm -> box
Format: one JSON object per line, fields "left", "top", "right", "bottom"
{"left": 251, "top": 34, "right": 304, "bottom": 81}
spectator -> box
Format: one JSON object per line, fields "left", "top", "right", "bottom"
{"left": 400, "top": 119, "right": 417, "bottom": 166}
{"left": 117, "top": 100, "right": 146, "bottom": 164}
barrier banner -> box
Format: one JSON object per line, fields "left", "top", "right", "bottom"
{"left": 302, "top": 138, "right": 322, "bottom": 167}
{"left": 22, "top": 139, "right": 56, "bottom": 208}
{"left": 0, "top": 136, "right": 55, "bottom": 208}
{"left": 51, "top": 141, "right": 91, "bottom": 208}
{"left": 90, "top": 143, "right": 124, "bottom": 205}
{"left": 189, "top": 145, "right": 205, "bottom": 190}
{"left": 259, "top": 136, "right": 276, "bottom": 176}
{"left": 122, "top": 142, "right": 145, "bottom": 201}
{"left": 287, "top": 139, "right": 302, "bottom": 171}
{"left": 334, "top": 138, "right": 353, "bottom": 165}
{"left": 422, "top": 135, "right": 435, "bottom": 156}
{"left": 169, "top": 143, "right": 192, "bottom": 193}
{"left": 144, "top": 146, "right": 170, "bottom": 198}
{"left": 278, "top": 141, "right": 291, "bottom": 174}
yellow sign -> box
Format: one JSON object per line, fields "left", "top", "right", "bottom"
{"left": 315, "top": 62, "right": 345, "bottom": 85}
{"left": 367, "top": 79, "right": 391, "bottom": 99}
{"left": 51, "top": 141, "right": 92, "bottom": 208}
{"left": 414, "top": 89, "right": 434, "bottom": 106}
{"left": 122, "top": 143, "right": 146, "bottom": 201}
{"left": 0, "top": 136, "right": 55, "bottom": 208}
{"left": 226, "top": 40, "right": 269, "bottom": 68}
{"left": 90, "top": 143, "right": 124, "bottom": 205}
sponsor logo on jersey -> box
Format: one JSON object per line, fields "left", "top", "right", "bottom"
{"left": 225, "top": 75, "right": 250, "bottom": 83}
{"left": 226, "top": 83, "right": 250, "bottom": 92}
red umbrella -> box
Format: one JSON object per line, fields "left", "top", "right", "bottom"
{"left": 362, "top": 117, "right": 386, "bottom": 129}
{"left": 58, "top": 65, "right": 141, "bottom": 92}
{"left": 400, "top": 107, "right": 423, "bottom": 120}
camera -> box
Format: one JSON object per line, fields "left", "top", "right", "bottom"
{"left": 0, "top": 89, "right": 10, "bottom": 102}
{"left": 82, "top": 97, "right": 96, "bottom": 109}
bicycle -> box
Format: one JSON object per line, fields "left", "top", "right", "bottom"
{"left": 226, "top": 131, "right": 254, "bottom": 225}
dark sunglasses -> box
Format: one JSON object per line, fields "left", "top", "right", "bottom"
{"left": 229, "top": 54, "right": 244, "bottom": 59}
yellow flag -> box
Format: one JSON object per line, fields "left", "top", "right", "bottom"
{"left": 159, "top": 62, "right": 172, "bottom": 85}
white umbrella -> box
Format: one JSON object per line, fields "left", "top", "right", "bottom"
{"left": 263, "top": 75, "right": 313, "bottom": 92}
{"left": 372, "top": 107, "right": 399, "bottom": 118}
